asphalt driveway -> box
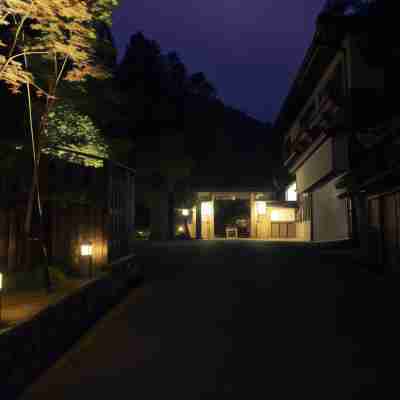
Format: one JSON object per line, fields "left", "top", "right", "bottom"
{"left": 19, "top": 240, "right": 383, "bottom": 399}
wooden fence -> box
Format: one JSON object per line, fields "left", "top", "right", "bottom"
{"left": 0, "top": 153, "right": 135, "bottom": 276}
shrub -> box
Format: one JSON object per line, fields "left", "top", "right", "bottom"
{"left": 48, "top": 266, "right": 69, "bottom": 288}
{"left": 5, "top": 268, "right": 46, "bottom": 292}
{"left": 134, "top": 229, "right": 150, "bottom": 240}
{"left": 3, "top": 264, "right": 72, "bottom": 292}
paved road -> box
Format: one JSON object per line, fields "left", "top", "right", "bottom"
{"left": 20, "top": 241, "right": 382, "bottom": 399}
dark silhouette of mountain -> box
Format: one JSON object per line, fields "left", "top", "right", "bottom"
{"left": 116, "top": 31, "right": 281, "bottom": 189}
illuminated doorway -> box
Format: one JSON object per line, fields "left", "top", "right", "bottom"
{"left": 214, "top": 198, "right": 251, "bottom": 238}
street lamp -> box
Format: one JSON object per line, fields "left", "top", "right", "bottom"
{"left": 80, "top": 241, "right": 93, "bottom": 278}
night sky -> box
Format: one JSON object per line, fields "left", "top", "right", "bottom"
{"left": 112, "top": 1, "right": 325, "bottom": 123}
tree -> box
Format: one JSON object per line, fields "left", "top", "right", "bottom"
{"left": 188, "top": 72, "right": 216, "bottom": 99}
{"left": 135, "top": 132, "right": 194, "bottom": 240}
{"left": 45, "top": 102, "right": 109, "bottom": 167}
{"left": 0, "top": 0, "right": 118, "bottom": 286}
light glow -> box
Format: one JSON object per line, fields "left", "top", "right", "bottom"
{"left": 181, "top": 209, "right": 190, "bottom": 217}
{"left": 271, "top": 208, "right": 296, "bottom": 222}
{"left": 201, "top": 202, "right": 213, "bottom": 218}
{"left": 80, "top": 242, "right": 93, "bottom": 257}
{"left": 178, "top": 226, "right": 185, "bottom": 233}
{"left": 286, "top": 182, "right": 297, "bottom": 201}
{"left": 0, "top": 272, "right": 3, "bottom": 290}
{"left": 255, "top": 201, "right": 266, "bottom": 215}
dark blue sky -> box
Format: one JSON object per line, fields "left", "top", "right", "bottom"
{"left": 112, "top": 1, "right": 325, "bottom": 123}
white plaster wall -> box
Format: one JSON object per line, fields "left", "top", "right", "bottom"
{"left": 312, "top": 179, "right": 349, "bottom": 241}
{"left": 297, "top": 139, "right": 333, "bottom": 193}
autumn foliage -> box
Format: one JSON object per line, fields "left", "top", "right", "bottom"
{"left": 0, "top": 0, "right": 115, "bottom": 95}
{"left": 0, "top": 0, "right": 118, "bottom": 274}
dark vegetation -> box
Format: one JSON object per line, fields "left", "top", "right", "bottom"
{"left": 1, "top": 25, "right": 284, "bottom": 241}
{"left": 112, "top": 32, "right": 283, "bottom": 238}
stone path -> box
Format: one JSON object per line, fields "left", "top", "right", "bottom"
{"left": 19, "top": 241, "right": 382, "bottom": 399}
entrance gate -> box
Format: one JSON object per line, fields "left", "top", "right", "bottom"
{"left": 194, "top": 191, "right": 298, "bottom": 240}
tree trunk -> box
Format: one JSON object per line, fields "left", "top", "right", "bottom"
{"left": 183, "top": 217, "right": 191, "bottom": 239}
{"left": 149, "top": 189, "right": 169, "bottom": 241}
{"left": 196, "top": 202, "right": 202, "bottom": 239}
{"left": 167, "top": 190, "right": 175, "bottom": 240}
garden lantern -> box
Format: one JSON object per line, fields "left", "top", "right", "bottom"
{"left": 80, "top": 241, "right": 93, "bottom": 278}
{"left": 80, "top": 241, "right": 93, "bottom": 257}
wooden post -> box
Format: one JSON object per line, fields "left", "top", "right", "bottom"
{"left": 196, "top": 199, "right": 202, "bottom": 240}
{"left": 250, "top": 193, "right": 256, "bottom": 238}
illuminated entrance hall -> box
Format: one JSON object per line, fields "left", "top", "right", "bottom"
{"left": 179, "top": 189, "right": 298, "bottom": 240}
{"left": 214, "top": 198, "right": 251, "bottom": 239}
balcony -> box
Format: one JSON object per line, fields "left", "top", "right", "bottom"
{"left": 284, "top": 92, "right": 346, "bottom": 166}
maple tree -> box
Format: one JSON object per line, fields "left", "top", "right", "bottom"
{"left": 0, "top": 0, "right": 118, "bottom": 280}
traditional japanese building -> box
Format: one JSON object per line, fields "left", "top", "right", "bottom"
{"left": 174, "top": 185, "right": 298, "bottom": 241}
{"left": 275, "top": 1, "right": 395, "bottom": 270}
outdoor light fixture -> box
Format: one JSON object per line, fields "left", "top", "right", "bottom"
{"left": 80, "top": 241, "right": 93, "bottom": 257}
{"left": 182, "top": 209, "right": 190, "bottom": 217}
{"left": 255, "top": 201, "right": 267, "bottom": 216}
{"left": 80, "top": 241, "right": 93, "bottom": 278}
{"left": 286, "top": 182, "right": 297, "bottom": 202}
{"left": 201, "top": 202, "right": 213, "bottom": 218}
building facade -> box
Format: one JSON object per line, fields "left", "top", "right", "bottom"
{"left": 175, "top": 188, "right": 298, "bottom": 240}
{"left": 275, "top": 4, "right": 395, "bottom": 270}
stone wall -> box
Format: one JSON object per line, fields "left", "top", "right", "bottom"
{"left": 0, "top": 256, "right": 142, "bottom": 400}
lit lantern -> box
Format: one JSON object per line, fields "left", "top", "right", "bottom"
{"left": 201, "top": 202, "right": 213, "bottom": 218}
{"left": 80, "top": 241, "right": 93, "bottom": 257}
{"left": 181, "top": 209, "right": 190, "bottom": 217}
{"left": 255, "top": 201, "right": 266, "bottom": 216}
{"left": 80, "top": 241, "right": 94, "bottom": 278}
